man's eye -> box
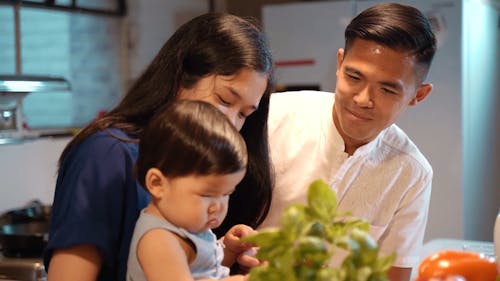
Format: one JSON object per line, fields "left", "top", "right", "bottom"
{"left": 346, "top": 74, "right": 360, "bottom": 81}
{"left": 381, "top": 88, "right": 397, "bottom": 95}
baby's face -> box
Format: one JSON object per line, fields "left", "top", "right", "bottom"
{"left": 157, "top": 170, "right": 246, "bottom": 233}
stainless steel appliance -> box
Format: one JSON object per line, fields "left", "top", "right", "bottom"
{"left": 0, "top": 202, "right": 50, "bottom": 281}
{"left": 0, "top": 75, "right": 71, "bottom": 145}
{"left": 0, "top": 3, "right": 70, "bottom": 145}
{"left": 0, "top": 256, "right": 45, "bottom": 281}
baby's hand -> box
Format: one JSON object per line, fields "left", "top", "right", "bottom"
{"left": 224, "top": 224, "right": 256, "bottom": 253}
{"left": 236, "top": 247, "right": 261, "bottom": 273}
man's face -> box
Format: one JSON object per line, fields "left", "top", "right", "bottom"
{"left": 333, "top": 38, "right": 432, "bottom": 152}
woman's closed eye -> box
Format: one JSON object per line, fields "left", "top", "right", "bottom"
{"left": 217, "top": 94, "right": 233, "bottom": 106}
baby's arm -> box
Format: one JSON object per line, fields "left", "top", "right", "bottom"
{"left": 136, "top": 228, "right": 196, "bottom": 281}
{"left": 138, "top": 228, "right": 249, "bottom": 281}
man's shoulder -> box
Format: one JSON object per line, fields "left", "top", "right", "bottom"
{"left": 380, "top": 125, "right": 432, "bottom": 172}
{"left": 269, "top": 90, "right": 334, "bottom": 122}
{"left": 270, "top": 90, "right": 334, "bottom": 105}
{"left": 268, "top": 91, "right": 335, "bottom": 138}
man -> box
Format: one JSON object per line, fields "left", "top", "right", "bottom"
{"left": 262, "top": 3, "right": 437, "bottom": 281}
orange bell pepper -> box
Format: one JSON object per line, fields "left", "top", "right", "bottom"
{"left": 417, "top": 250, "right": 498, "bottom": 281}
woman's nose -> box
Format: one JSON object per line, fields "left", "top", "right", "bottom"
{"left": 223, "top": 110, "right": 243, "bottom": 130}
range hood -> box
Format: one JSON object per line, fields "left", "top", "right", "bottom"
{"left": 0, "top": 75, "right": 71, "bottom": 107}
{"left": 0, "top": 75, "right": 71, "bottom": 93}
{"left": 0, "top": 75, "right": 71, "bottom": 144}
{"left": 0, "top": 2, "right": 72, "bottom": 145}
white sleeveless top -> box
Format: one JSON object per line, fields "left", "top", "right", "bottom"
{"left": 127, "top": 210, "right": 229, "bottom": 280}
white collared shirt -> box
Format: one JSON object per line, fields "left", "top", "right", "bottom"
{"left": 262, "top": 90, "right": 432, "bottom": 268}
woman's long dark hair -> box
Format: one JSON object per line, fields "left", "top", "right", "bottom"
{"left": 59, "top": 13, "right": 274, "bottom": 235}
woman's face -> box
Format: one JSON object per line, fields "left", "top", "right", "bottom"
{"left": 178, "top": 69, "right": 268, "bottom": 131}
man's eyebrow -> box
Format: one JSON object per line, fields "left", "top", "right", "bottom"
{"left": 379, "top": 81, "right": 403, "bottom": 91}
{"left": 344, "top": 66, "right": 363, "bottom": 76}
{"left": 345, "top": 66, "right": 403, "bottom": 91}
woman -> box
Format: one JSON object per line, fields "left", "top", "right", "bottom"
{"left": 45, "top": 13, "right": 274, "bottom": 281}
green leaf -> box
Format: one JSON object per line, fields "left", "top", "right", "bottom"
{"left": 373, "top": 253, "right": 396, "bottom": 272}
{"left": 243, "top": 228, "right": 280, "bottom": 245}
{"left": 307, "top": 179, "right": 337, "bottom": 221}
{"left": 281, "top": 205, "right": 308, "bottom": 239}
{"left": 247, "top": 179, "right": 395, "bottom": 281}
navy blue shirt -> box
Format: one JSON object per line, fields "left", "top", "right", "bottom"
{"left": 44, "top": 129, "right": 151, "bottom": 281}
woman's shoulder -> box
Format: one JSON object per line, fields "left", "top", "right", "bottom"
{"left": 66, "top": 128, "right": 139, "bottom": 163}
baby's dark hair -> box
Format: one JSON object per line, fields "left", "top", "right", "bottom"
{"left": 135, "top": 100, "right": 247, "bottom": 188}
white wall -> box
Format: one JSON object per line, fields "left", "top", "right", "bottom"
{"left": 462, "top": 0, "right": 500, "bottom": 241}
{"left": 0, "top": 137, "right": 70, "bottom": 212}
{"left": 126, "top": 0, "right": 209, "bottom": 81}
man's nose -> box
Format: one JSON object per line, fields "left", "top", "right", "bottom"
{"left": 353, "top": 87, "right": 373, "bottom": 107}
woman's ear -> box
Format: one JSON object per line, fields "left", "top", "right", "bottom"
{"left": 145, "top": 168, "right": 167, "bottom": 199}
{"left": 409, "top": 83, "right": 433, "bottom": 106}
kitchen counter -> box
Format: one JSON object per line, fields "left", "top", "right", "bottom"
{"left": 411, "top": 238, "right": 495, "bottom": 280}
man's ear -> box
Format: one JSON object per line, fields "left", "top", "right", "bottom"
{"left": 145, "top": 168, "right": 167, "bottom": 199}
{"left": 409, "top": 83, "right": 433, "bottom": 106}
{"left": 336, "top": 48, "right": 345, "bottom": 76}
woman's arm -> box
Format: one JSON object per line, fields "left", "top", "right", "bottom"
{"left": 47, "top": 244, "right": 102, "bottom": 281}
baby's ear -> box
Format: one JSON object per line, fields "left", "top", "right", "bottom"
{"left": 145, "top": 168, "right": 167, "bottom": 198}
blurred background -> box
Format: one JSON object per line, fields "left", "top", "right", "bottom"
{"left": 0, "top": 0, "right": 498, "bottom": 245}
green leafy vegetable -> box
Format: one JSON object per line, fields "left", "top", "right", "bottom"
{"left": 244, "top": 179, "right": 395, "bottom": 281}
